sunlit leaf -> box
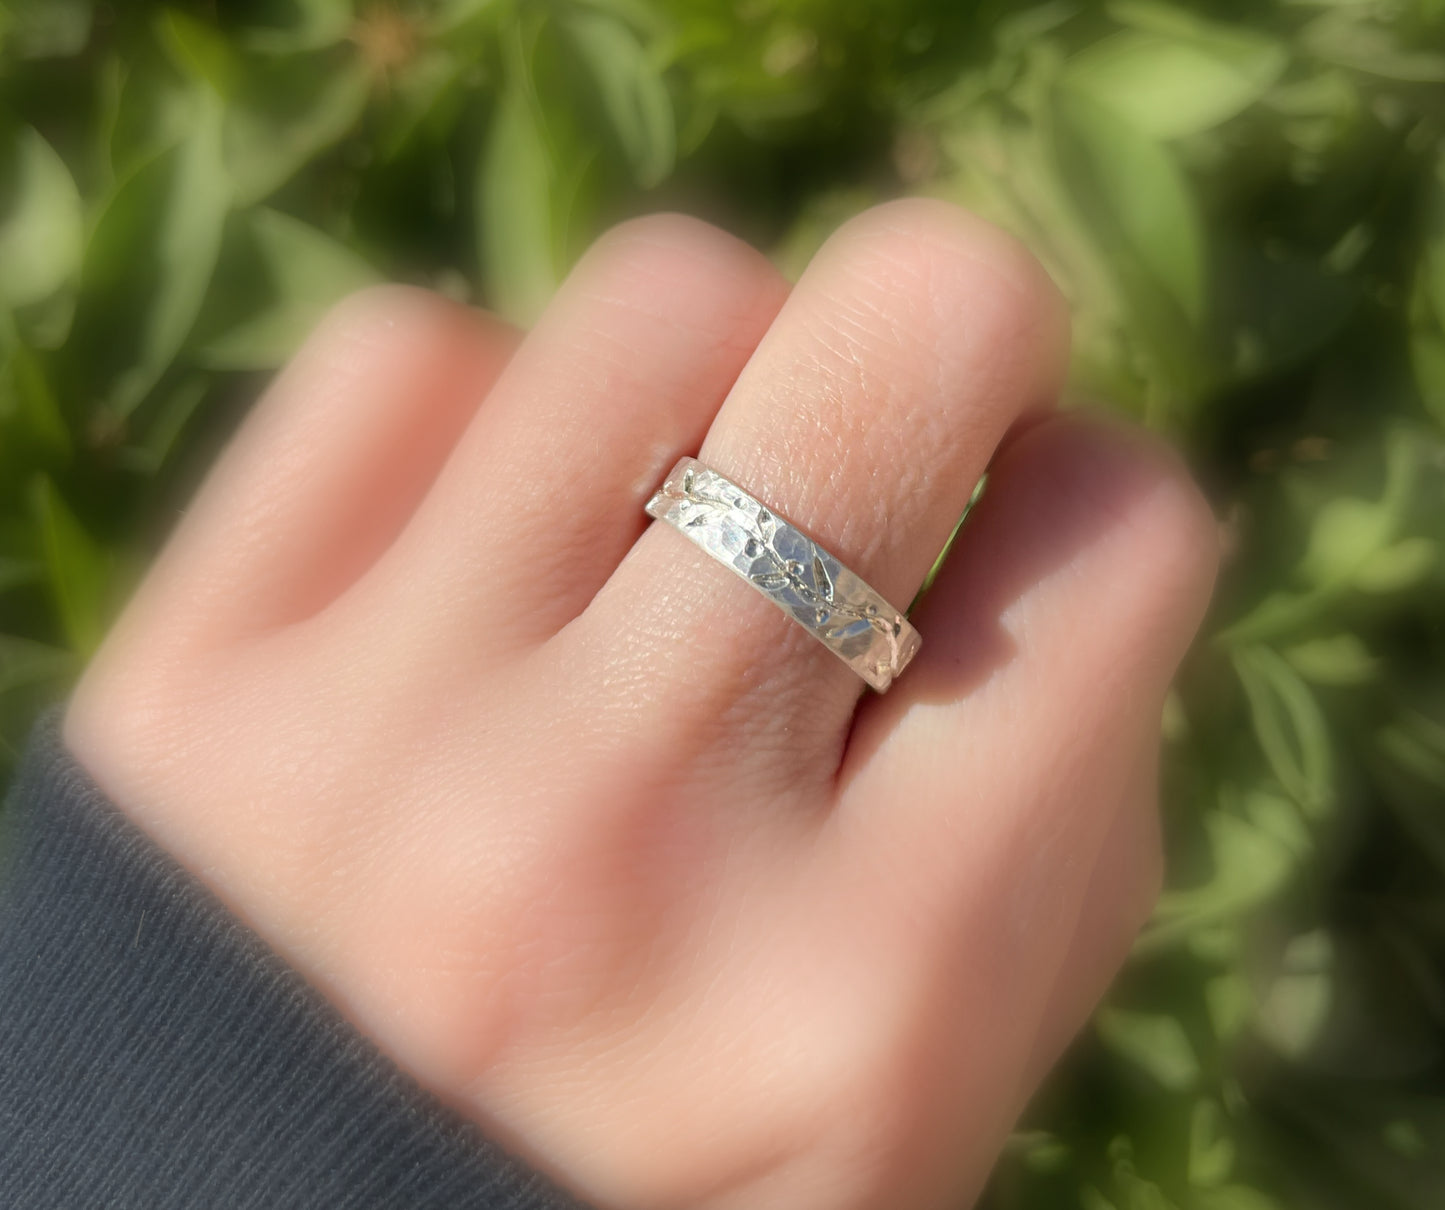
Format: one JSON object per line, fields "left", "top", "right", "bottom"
{"left": 1256, "top": 930, "right": 1334, "bottom": 1060}
{"left": 1302, "top": 9, "right": 1445, "bottom": 83}
{"left": 1005, "top": 1129, "right": 1072, "bottom": 1174}
{"left": 1097, "top": 1008, "right": 1200, "bottom": 1091}
{"left": 1063, "top": 29, "right": 1285, "bottom": 139}
{"left": 1284, "top": 634, "right": 1378, "bottom": 685}
{"left": 1233, "top": 646, "right": 1334, "bottom": 815}
{"left": 1206, "top": 972, "right": 1254, "bottom": 1042}
{"left": 1188, "top": 1098, "right": 1235, "bottom": 1188}
{"left": 1299, "top": 497, "right": 1392, "bottom": 587}
{"left": 157, "top": 9, "right": 239, "bottom": 95}
{"left": 565, "top": 10, "right": 675, "bottom": 188}
{"left": 1145, "top": 810, "right": 1297, "bottom": 950}
{"left": 1058, "top": 93, "right": 1205, "bottom": 325}
{"left": 1101, "top": 1137, "right": 1188, "bottom": 1209}
{"left": 1246, "top": 789, "right": 1312, "bottom": 858}
{"left": 0, "top": 125, "right": 83, "bottom": 343}
{"left": 1353, "top": 538, "right": 1437, "bottom": 594}
{"left": 478, "top": 38, "right": 560, "bottom": 322}
{"left": 78, "top": 89, "right": 232, "bottom": 419}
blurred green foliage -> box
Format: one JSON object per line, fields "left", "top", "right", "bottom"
{"left": 2, "top": 0, "right": 1444, "bottom": 1206}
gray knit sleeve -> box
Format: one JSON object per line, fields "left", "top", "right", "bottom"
{"left": 0, "top": 709, "right": 590, "bottom": 1210}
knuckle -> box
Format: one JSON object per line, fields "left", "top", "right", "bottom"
{"left": 65, "top": 649, "right": 171, "bottom": 786}
{"left": 836, "top": 198, "right": 1067, "bottom": 331}
{"left": 562, "top": 215, "right": 784, "bottom": 367}
{"left": 817, "top": 199, "right": 1070, "bottom": 401}
{"left": 1123, "top": 439, "right": 1221, "bottom": 618}
{"left": 586, "top": 212, "right": 773, "bottom": 288}
{"left": 315, "top": 283, "right": 459, "bottom": 352}
{"left": 1038, "top": 411, "right": 1221, "bottom": 623}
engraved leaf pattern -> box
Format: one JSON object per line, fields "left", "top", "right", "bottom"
{"left": 811, "top": 553, "right": 834, "bottom": 602}
{"left": 659, "top": 466, "right": 908, "bottom": 678}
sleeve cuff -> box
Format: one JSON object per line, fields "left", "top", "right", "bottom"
{"left": 0, "top": 707, "right": 590, "bottom": 1210}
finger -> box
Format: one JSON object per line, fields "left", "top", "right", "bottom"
{"left": 1020, "top": 743, "right": 1162, "bottom": 1091}
{"left": 566, "top": 199, "right": 1069, "bottom": 769}
{"left": 378, "top": 215, "right": 788, "bottom": 644}
{"left": 827, "top": 411, "right": 1217, "bottom": 1147}
{"left": 125, "top": 287, "right": 515, "bottom": 648}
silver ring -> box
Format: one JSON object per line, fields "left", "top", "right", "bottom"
{"left": 645, "top": 457, "right": 922, "bottom": 692}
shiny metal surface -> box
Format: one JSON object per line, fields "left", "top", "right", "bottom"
{"left": 645, "top": 457, "right": 921, "bottom": 692}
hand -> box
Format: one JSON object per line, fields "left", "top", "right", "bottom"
{"left": 65, "top": 200, "right": 1218, "bottom": 1210}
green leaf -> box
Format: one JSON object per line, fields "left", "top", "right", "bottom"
{"left": 240, "top": 0, "right": 355, "bottom": 53}
{"left": 157, "top": 9, "right": 239, "bottom": 95}
{"left": 1353, "top": 538, "right": 1437, "bottom": 593}
{"left": 375, "top": 48, "right": 469, "bottom": 162}
{"left": 0, "top": 125, "right": 84, "bottom": 338}
{"left": 1233, "top": 646, "right": 1334, "bottom": 816}
{"left": 1383, "top": 1119, "right": 1428, "bottom": 1160}
{"left": 1188, "top": 1099, "right": 1235, "bottom": 1188}
{"left": 1256, "top": 930, "right": 1334, "bottom": 1059}
{"left": 1298, "top": 496, "right": 1392, "bottom": 586}
{"left": 224, "top": 53, "right": 371, "bottom": 204}
{"left": 1063, "top": 29, "right": 1286, "bottom": 139}
{"left": 424, "top": 0, "right": 507, "bottom": 38}
{"left": 1146, "top": 811, "right": 1296, "bottom": 950}
{"left": 1302, "top": 9, "right": 1445, "bottom": 83}
{"left": 114, "top": 373, "right": 209, "bottom": 476}
{"left": 196, "top": 208, "right": 382, "bottom": 370}
{"left": 1424, "top": 154, "right": 1445, "bottom": 329}
{"left": 0, "top": 0, "right": 91, "bottom": 58}
{"left": 79, "top": 91, "right": 231, "bottom": 419}
{"left": 1378, "top": 711, "right": 1445, "bottom": 794}
{"left": 0, "top": 343, "right": 70, "bottom": 459}
{"left": 29, "top": 476, "right": 107, "bottom": 655}
{"left": 565, "top": 10, "right": 676, "bottom": 188}
{"left": 0, "top": 558, "right": 43, "bottom": 596}
{"left": 479, "top": 49, "right": 561, "bottom": 323}
{"left": 0, "top": 633, "right": 74, "bottom": 695}
{"left": 1246, "top": 789, "right": 1312, "bottom": 858}
{"left": 1190, "top": 1187, "right": 1286, "bottom": 1210}
{"left": 119, "top": 112, "right": 229, "bottom": 417}
{"left": 1205, "top": 972, "right": 1254, "bottom": 1042}
{"left": 1058, "top": 94, "right": 1205, "bottom": 326}
{"left": 1283, "top": 634, "right": 1378, "bottom": 685}
{"left": 1097, "top": 1008, "right": 1200, "bottom": 1090}
{"left": 1411, "top": 325, "right": 1445, "bottom": 427}
{"left": 1005, "top": 1130, "right": 1072, "bottom": 1174}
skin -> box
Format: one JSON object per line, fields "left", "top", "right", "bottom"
{"left": 64, "top": 199, "right": 1219, "bottom": 1210}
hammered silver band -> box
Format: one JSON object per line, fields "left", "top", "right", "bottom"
{"left": 645, "top": 457, "right": 921, "bottom": 692}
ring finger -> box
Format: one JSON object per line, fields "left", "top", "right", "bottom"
{"left": 558, "top": 199, "right": 1070, "bottom": 777}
